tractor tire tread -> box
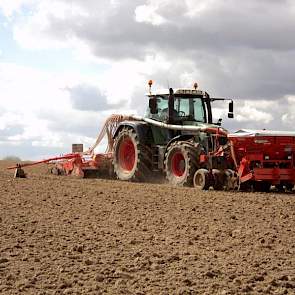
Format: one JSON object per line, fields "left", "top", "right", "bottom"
{"left": 164, "top": 140, "right": 201, "bottom": 186}
{"left": 113, "top": 127, "right": 153, "bottom": 182}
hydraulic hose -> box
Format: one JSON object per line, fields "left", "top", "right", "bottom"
{"left": 130, "top": 115, "right": 228, "bottom": 136}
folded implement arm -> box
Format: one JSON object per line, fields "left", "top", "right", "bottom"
{"left": 7, "top": 115, "right": 135, "bottom": 178}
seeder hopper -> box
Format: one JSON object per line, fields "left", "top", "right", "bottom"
{"left": 228, "top": 130, "right": 295, "bottom": 192}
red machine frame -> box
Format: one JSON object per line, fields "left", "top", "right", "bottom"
{"left": 7, "top": 153, "right": 113, "bottom": 178}
{"left": 229, "top": 131, "right": 295, "bottom": 188}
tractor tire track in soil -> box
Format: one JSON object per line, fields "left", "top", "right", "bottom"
{"left": 0, "top": 161, "right": 295, "bottom": 294}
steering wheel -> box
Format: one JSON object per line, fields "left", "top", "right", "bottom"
{"left": 161, "top": 108, "right": 185, "bottom": 117}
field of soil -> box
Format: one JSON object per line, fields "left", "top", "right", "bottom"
{"left": 0, "top": 160, "right": 295, "bottom": 294}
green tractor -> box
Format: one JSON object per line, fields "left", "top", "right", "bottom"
{"left": 112, "top": 82, "right": 234, "bottom": 187}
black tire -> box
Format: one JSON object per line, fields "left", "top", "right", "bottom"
{"left": 51, "top": 167, "right": 59, "bottom": 175}
{"left": 224, "top": 169, "right": 238, "bottom": 191}
{"left": 255, "top": 181, "right": 271, "bottom": 192}
{"left": 275, "top": 184, "right": 284, "bottom": 192}
{"left": 164, "top": 141, "right": 200, "bottom": 186}
{"left": 212, "top": 169, "right": 224, "bottom": 190}
{"left": 193, "top": 169, "right": 210, "bottom": 190}
{"left": 285, "top": 183, "right": 294, "bottom": 192}
{"left": 276, "top": 183, "right": 294, "bottom": 192}
{"left": 14, "top": 167, "right": 26, "bottom": 178}
{"left": 113, "top": 127, "right": 152, "bottom": 182}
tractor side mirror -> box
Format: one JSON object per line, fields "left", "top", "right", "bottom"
{"left": 228, "top": 101, "right": 234, "bottom": 118}
{"left": 149, "top": 97, "right": 158, "bottom": 114}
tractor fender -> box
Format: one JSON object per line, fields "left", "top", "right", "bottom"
{"left": 113, "top": 121, "right": 151, "bottom": 144}
{"left": 166, "top": 134, "right": 195, "bottom": 150}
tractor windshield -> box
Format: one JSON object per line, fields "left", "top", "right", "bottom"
{"left": 147, "top": 95, "right": 206, "bottom": 123}
{"left": 174, "top": 96, "right": 205, "bottom": 122}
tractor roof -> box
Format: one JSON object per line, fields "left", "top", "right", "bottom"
{"left": 147, "top": 88, "right": 205, "bottom": 97}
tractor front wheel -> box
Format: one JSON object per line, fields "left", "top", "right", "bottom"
{"left": 164, "top": 141, "right": 200, "bottom": 186}
{"left": 113, "top": 127, "right": 152, "bottom": 182}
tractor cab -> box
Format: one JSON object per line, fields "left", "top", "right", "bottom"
{"left": 146, "top": 82, "right": 234, "bottom": 126}
{"left": 147, "top": 88, "right": 211, "bottom": 125}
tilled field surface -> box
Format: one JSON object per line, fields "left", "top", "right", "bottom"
{"left": 0, "top": 161, "right": 295, "bottom": 295}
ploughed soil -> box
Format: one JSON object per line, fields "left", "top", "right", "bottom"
{"left": 0, "top": 160, "right": 294, "bottom": 295}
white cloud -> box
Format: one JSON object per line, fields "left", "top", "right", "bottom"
{"left": 185, "top": 0, "right": 216, "bottom": 17}
{"left": 13, "top": 1, "right": 76, "bottom": 50}
{"left": 99, "top": 55, "right": 170, "bottom": 105}
{"left": 281, "top": 96, "right": 295, "bottom": 128}
{"left": 0, "top": 61, "right": 115, "bottom": 157}
{"left": 235, "top": 100, "right": 274, "bottom": 124}
{"left": 0, "top": 111, "right": 22, "bottom": 128}
{"left": 135, "top": 2, "right": 166, "bottom": 26}
{"left": 0, "top": 62, "right": 70, "bottom": 111}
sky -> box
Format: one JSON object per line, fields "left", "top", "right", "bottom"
{"left": 1, "top": 0, "right": 295, "bottom": 160}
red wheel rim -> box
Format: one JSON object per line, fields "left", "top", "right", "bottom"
{"left": 171, "top": 152, "right": 185, "bottom": 177}
{"left": 118, "top": 137, "right": 135, "bottom": 171}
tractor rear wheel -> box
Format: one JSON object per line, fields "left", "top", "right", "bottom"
{"left": 164, "top": 141, "right": 200, "bottom": 186}
{"left": 113, "top": 127, "right": 152, "bottom": 182}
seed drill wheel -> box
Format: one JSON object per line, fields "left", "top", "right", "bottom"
{"left": 212, "top": 169, "right": 225, "bottom": 190}
{"left": 275, "top": 183, "right": 293, "bottom": 192}
{"left": 224, "top": 169, "right": 239, "bottom": 191}
{"left": 50, "top": 166, "right": 64, "bottom": 176}
{"left": 254, "top": 181, "right": 271, "bottom": 192}
{"left": 51, "top": 167, "right": 59, "bottom": 175}
{"left": 113, "top": 127, "right": 152, "bottom": 181}
{"left": 164, "top": 141, "right": 200, "bottom": 186}
{"left": 193, "top": 169, "right": 210, "bottom": 190}
{"left": 14, "top": 165, "right": 26, "bottom": 178}
{"left": 285, "top": 183, "right": 294, "bottom": 192}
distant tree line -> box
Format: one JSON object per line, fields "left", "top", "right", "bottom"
{"left": 2, "top": 156, "right": 22, "bottom": 161}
